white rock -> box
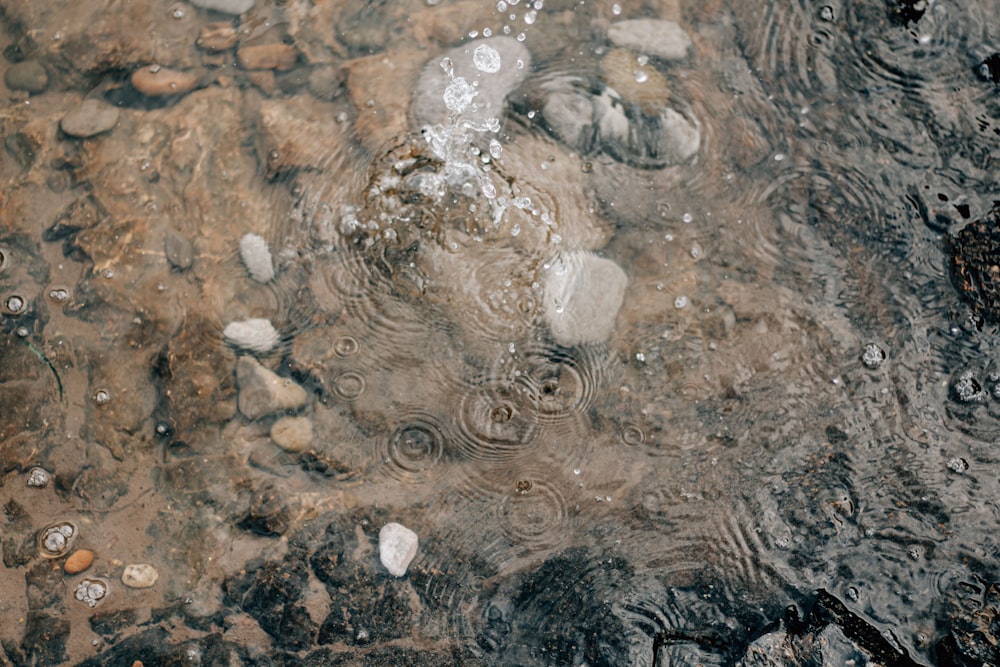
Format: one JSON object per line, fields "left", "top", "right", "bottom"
{"left": 187, "top": 0, "right": 254, "bottom": 15}
{"left": 607, "top": 19, "right": 692, "bottom": 61}
{"left": 236, "top": 356, "right": 309, "bottom": 420}
{"left": 121, "top": 563, "right": 159, "bottom": 588}
{"left": 240, "top": 233, "right": 275, "bottom": 283}
{"left": 379, "top": 522, "right": 419, "bottom": 577}
{"left": 270, "top": 416, "right": 314, "bottom": 452}
{"left": 542, "top": 251, "right": 628, "bottom": 346}
{"left": 223, "top": 318, "right": 280, "bottom": 354}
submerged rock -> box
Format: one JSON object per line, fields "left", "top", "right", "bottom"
{"left": 131, "top": 65, "right": 199, "bottom": 97}
{"left": 239, "top": 233, "right": 275, "bottom": 283}
{"left": 60, "top": 99, "right": 120, "bottom": 138}
{"left": 188, "top": 0, "right": 255, "bottom": 15}
{"left": 121, "top": 563, "right": 159, "bottom": 588}
{"left": 607, "top": 19, "right": 692, "bottom": 61}
{"left": 4, "top": 60, "right": 48, "bottom": 94}
{"left": 236, "top": 356, "right": 309, "bottom": 420}
{"left": 223, "top": 318, "right": 280, "bottom": 354}
{"left": 379, "top": 522, "right": 418, "bottom": 577}
{"left": 542, "top": 251, "right": 628, "bottom": 346}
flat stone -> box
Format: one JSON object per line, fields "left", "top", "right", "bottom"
{"left": 121, "top": 563, "right": 158, "bottom": 588}
{"left": 239, "top": 233, "right": 274, "bottom": 283}
{"left": 188, "top": 0, "right": 254, "bottom": 15}
{"left": 270, "top": 416, "right": 313, "bottom": 453}
{"left": 379, "top": 522, "right": 418, "bottom": 577}
{"left": 5, "top": 60, "right": 48, "bottom": 94}
{"left": 607, "top": 19, "right": 692, "bottom": 61}
{"left": 60, "top": 99, "right": 120, "bottom": 139}
{"left": 237, "top": 44, "right": 298, "bottom": 71}
{"left": 131, "top": 65, "right": 199, "bottom": 97}
{"left": 196, "top": 23, "right": 238, "bottom": 52}
{"left": 236, "top": 356, "right": 309, "bottom": 420}
{"left": 164, "top": 229, "right": 194, "bottom": 270}
{"left": 542, "top": 251, "right": 628, "bottom": 346}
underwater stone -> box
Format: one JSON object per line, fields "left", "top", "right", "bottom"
{"left": 64, "top": 549, "right": 95, "bottom": 574}
{"left": 239, "top": 233, "right": 275, "bottom": 283}
{"left": 164, "top": 229, "right": 194, "bottom": 270}
{"left": 236, "top": 356, "right": 309, "bottom": 420}
{"left": 187, "top": 0, "right": 255, "bottom": 15}
{"left": 542, "top": 251, "right": 628, "bottom": 346}
{"left": 131, "top": 65, "right": 199, "bottom": 97}
{"left": 4, "top": 60, "right": 48, "bottom": 94}
{"left": 270, "top": 415, "right": 313, "bottom": 453}
{"left": 607, "top": 19, "right": 692, "bottom": 61}
{"left": 121, "top": 563, "right": 158, "bottom": 588}
{"left": 379, "top": 522, "right": 418, "bottom": 577}
{"left": 60, "top": 99, "right": 119, "bottom": 138}
{"left": 223, "top": 318, "right": 280, "bottom": 354}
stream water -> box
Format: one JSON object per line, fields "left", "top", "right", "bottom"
{"left": 2, "top": 0, "right": 1000, "bottom": 665}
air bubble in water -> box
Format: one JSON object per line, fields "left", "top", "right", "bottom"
{"left": 444, "top": 77, "right": 477, "bottom": 114}
{"left": 612, "top": 3, "right": 621, "bottom": 15}
{"left": 483, "top": 27, "right": 493, "bottom": 37}
{"left": 861, "top": 343, "right": 886, "bottom": 369}
{"left": 473, "top": 43, "right": 502, "bottom": 73}
{"left": 482, "top": 181, "right": 497, "bottom": 199}
{"left": 524, "top": 9, "right": 536, "bottom": 23}
{"left": 489, "top": 138, "right": 503, "bottom": 158}
{"left": 682, "top": 212, "right": 693, "bottom": 223}
{"left": 953, "top": 370, "right": 986, "bottom": 403}
{"left": 947, "top": 457, "right": 969, "bottom": 473}
{"left": 674, "top": 295, "right": 688, "bottom": 309}
{"left": 440, "top": 56, "right": 454, "bottom": 77}
{"left": 497, "top": 0, "right": 507, "bottom": 10}
{"left": 634, "top": 70, "right": 648, "bottom": 83}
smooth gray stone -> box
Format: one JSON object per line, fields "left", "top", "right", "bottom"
{"left": 188, "top": 0, "right": 255, "bottom": 15}
{"left": 542, "top": 251, "right": 627, "bottom": 346}
{"left": 607, "top": 19, "right": 692, "bottom": 61}
{"left": 5, "top": 60, "right": 48, "bottom": 93}
{"left": 60, "top": 99, "right": 119, "bottom": 138}
{"left": 236, "top": 356, "right": 308, "bottom": 420}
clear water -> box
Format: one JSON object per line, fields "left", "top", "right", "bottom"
{"left": 2, "top": 0, "right": 1000, "bottom": 664}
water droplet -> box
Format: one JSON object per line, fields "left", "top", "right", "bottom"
{"left": 674, "top": 295, "right": 688, "bottom": 309}
{"left": 612, "top": 3, "right": 621, "bottom": 15}
{"left": 473, "top": 43, "right": 502, "bottom": 73}
{"left": 170, "top": 5, "right": 185, "bottom": 19}
{"left": 92, "top": 389, "right": 111, "bottom": 405}
{"left": 483, "top": 27, "right": 493, "bottom": 37}
{"left": 333, "top": 335, "right": 360, "bottom": 358}
{"left": 818, "top": 5, "right": 835, "bottom": 21}
{"left": 149, "top": 64, "right": 161, "bottom": 74}
{"left": 489, "top": 138, "right": 503, "bottom": 158}
{"left": 682, "top": 212, "right": 693, "bottom": 223}
{"left": 524, "top": 9, "right": 536, "bottom": 24}
{"left": 634, "top": 69, "right": 648, "bottom": 83}
{"left": 690, "top": 242, "right": 703, "bottom": 259}
{"left": 443, "top": 77, "right": 477, "bottom": 114}
{"left": 496, "top": 0, "right": 507, "bottom": 10}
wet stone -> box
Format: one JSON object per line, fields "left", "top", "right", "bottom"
{"left": 378, "top": 522, "right": 418, "bottom": 577}
{"left": 26, "top": 466, "right": 51, "bottom": 487}
{"left": 861, "top": 343, "right": 886, "bottom": 369}
{"left": 121, "top": 563, "right": 159, "bottom": 588}
{"left": 19, "top": 612, "right": 69, "bottom": 666}
{"left": 64, "top": 548, "right": 95, "bottom": 574}
{"left": 951, "top": 206, "right": 1000, "bottom": 324}
{"left": 239, "top": 232, "right": 274, "bottom": 283}
{"left": 75, "top": 577, "right": 110, "bottom": 606}
{"left": 225, "top": 557, "right": 317, "bottom": 651}
{"left": 196, "top": 22, "right": 238, "bottom": 52}
{"left": 270, "top": 415, "right": 313, "bottom": 452}
{"left": 606, "top": 19, "right": 693, "bottom": 61}
{"left": 163, "top": 229, "right": 194, "bottom": 270}
{"left": 237, "top": 44, "right": 298, "bottom": 71}
{"left": 223, "top": 318, "right": 280, "bottom": 354}
{"left": 542, "top": 251, "right": 628, "bottom": 346}
{"left": 60, "top": 99, "right": 120, "bottom": 138}
{"left": 952, "top": 370, "right": 986, "bottom": 403}
{"left": 239, "top": 482, "right": 292, "bottom": 536}
{"left": 131, "top": 65, "right": 199, "bottom": 97}
{"left": 188, "top": 0, "right": 254, "bottom": 15}
{"left": 4, "top": 60, "right": 48, "bottom": 94}
{"left": 236, "top": 356, "right": 309, "bottom": 420}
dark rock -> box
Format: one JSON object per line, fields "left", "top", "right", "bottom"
{"left": 21, "top": 612, "right": 70, "bottom": 666}
{"left": 89, "top": 608, "right": 140, "bottom": 639}
{"left": 935, "top": 580, "right": 1000, "bottom": 667}
{"left": 225, "top": 557, "right": 317, "bottom": 651}
{"left": 163, "top": 228, "right": 194, "bottom": 270}
{"left": 950, "top": 205, "right": 1000, "bottom": 325}
{"left": 5, "top": 131, "right": 40, "bottom": 169}
{"left": 1, "top": 500, "right": 35, "bottom": 568}
{"left": 238, "top": 482, "right": 292, "bottom": 536}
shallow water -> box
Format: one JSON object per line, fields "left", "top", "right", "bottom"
{"left": 2, "top": 0, "right": 1000, "bottom": 664}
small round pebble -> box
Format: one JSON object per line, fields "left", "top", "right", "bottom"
{"left": 5, "top": 60, "right": 48, "bottom": 94}
{"left": 64, "top": 549, "right": 95, "bottom": 574}
{"left": 379, "top": 522, "right": 419, "bottom": 577}
{"left": 270, "top": 416, "right": 314, "bottom": 452}
{"left": 60, "top": 99, "right": 120, "bottom": 138}
{"left": 121, "top": 563, "right": 159, "bottom": 588}
{"left": 188, "top": 0, "right": 255, "bottom": 15}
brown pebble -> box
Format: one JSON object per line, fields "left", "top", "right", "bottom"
{"left": 64, "top": 549, "right": 94, "bottom": 574}
{"left": 237, "top": 43, "right": 298, "bottom": 71}
{"left": 132, "top": 661, "right": 143, "bottom": 667}
{"left": 197, "top": 23, "right": 238, "bottom": 52}
{"left": 131, "top": 65, "right": 199, "bottom": 97}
